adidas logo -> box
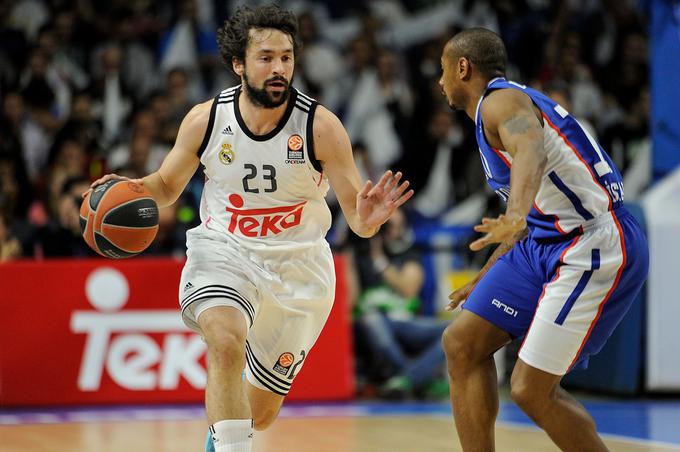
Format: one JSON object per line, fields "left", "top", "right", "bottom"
{"left": 222, "top": 125, "right": 233, "bottom": 135}
{"left": 183, "top": 282, "right": 194, "bottom": 292}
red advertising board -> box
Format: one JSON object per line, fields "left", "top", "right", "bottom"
{"left": 0, "top": 256, "right": 353, "bottom": 406}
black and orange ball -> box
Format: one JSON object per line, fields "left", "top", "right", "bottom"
{"left": 80, "top": 179, "right": 159, "bottom": 258}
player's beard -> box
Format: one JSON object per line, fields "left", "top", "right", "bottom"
{"left": 243, "top": 73, "right": 291, "bottom": 109}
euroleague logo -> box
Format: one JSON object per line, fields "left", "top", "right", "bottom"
{"left": 286, "top": 134, "right": 305, "bottom": 164}
{"left": 279, "top": 352, "right": 295, "bottom": 367}
{"left": 272, "top": 350, "right": 305, "bottom": 378}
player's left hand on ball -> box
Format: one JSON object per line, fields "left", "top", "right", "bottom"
{"left": 469, "top": 214, "right": 526, "bottom": 251}
{"left": 357, "top": 170, "right": 414, "bottom": 228}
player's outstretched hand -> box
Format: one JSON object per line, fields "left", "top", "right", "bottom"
{"left": 81, "top": 173, "right": 143, "bottom": 199}
{"left": 356, "top": 170, "right": 414, "bottom": 230}
{"left": 469, "top": 214, "right": 526, "bottom": 251}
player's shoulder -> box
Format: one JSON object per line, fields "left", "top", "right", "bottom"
{"left": 310, "top": 105, "right": 350, "bottom": 162}
{"left": 174, "top": 99, "right": 214, "bottom": 151}
{"left": 312, "top": 104, "right": 346, "bottom": 138}
{"left": 184, "top": 99, "right": 214, "bottom": 128}
{"left": 481, "top": 88, "right": 535, "bottom": 127}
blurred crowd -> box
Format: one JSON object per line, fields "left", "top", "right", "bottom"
{"left": 0, "top": 0, "right": 651, "bottom": 399}
{"left": 0, "top": 0, "right": 650, "bottom": 262}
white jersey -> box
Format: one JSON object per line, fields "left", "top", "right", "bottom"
{"left": 196, "top": 85, "right": 331, "bottom": 253}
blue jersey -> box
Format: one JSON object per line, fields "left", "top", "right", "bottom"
{"left": 475, "top": 78, "right": 625, "bottom": 239}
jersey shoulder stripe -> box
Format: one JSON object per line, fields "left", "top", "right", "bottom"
{"left": 197, "top": 97, "right": 218, "bottom": 158}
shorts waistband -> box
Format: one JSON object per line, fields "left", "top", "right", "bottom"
{"left": 580, "top": 206, "right": 629, "bottom": 232}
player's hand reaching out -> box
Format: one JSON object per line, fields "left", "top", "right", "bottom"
{"left": 469, "top": 213, "right": 526, "bottom": 251}
{"left": 446, "top": 279, "right": 478, "bottom": 311}
{"left": 356, "top": 170, "right": 414, "bottom": 231}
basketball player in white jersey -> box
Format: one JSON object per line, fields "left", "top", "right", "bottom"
{"left": 438, "top": 29, "right": 648, "bottom": 451}
{"left": 88, "top": 5, "right": 413, "bottom": 452}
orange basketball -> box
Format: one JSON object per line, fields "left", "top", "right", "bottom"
{"left": 80, "top": 179, "right": 159, "bottom": 258}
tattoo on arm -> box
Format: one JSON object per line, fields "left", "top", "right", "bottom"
{"left": 501, "top": 115, "right": 532, "bottom": 135}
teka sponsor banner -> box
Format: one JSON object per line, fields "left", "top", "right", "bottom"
{"left": 0, "top": 257, "right": 353, "bottom": 406}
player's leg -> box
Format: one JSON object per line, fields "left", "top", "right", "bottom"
{"left": 198, "top": 306, "right": 251, "bottom": 424}
{"left": 444, "top": 241, "right": 544, "bottom": 451}
{"left": 514, "top": 209, "right": 648, "bottom": 450}
{"left": 246, "top": 382, "right": 284, "bottom": 430}
{"left": 179, "top": 232, "right": 262, "bottom": 452}
{"left": 198, "top": 306, "right": 254, "bottom": 452}
{"left": 203, "top": 386, "right": 284, "bottom": 451}
{"left": 241, "top": 244, "right": 336, "bottom": 431}
{"left": 510, "top": 360, "right": 607, "bottom": 451}
{"left": 442, "top": 311, "right": 510, "bottom": 451}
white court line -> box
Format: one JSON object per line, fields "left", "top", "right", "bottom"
{"left": 498, "top": 419, "right": 680, "bottom": 450}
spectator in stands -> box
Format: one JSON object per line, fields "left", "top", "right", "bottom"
{"left": 90, "top": 42, "right": 134, "bottom": 147}
{"left": 295, "top": 10, "right": 343, "bottom": 103}
{"left": 0, "top": 211, "right": 21, "bottom": 262}
{"left": 38, "top": 176, "right": 93, "bottom": 257}
{"left": 46, "top": 139, "right": 88, "bottom": 217}
{"left": 395, "top": 106, "right": 482, "bottom": 219}
{"left": 158, "top": 0, "right": 219, "bottom": 100}
{"left": 352, "top": 209, "right": 448, "bottom": 399}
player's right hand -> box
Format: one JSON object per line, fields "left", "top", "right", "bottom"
{"left": 82, "top": 174, "right": 143, "bottom": 198}
{"left": 446, "top": 280, "right": 477, "bottom": 311}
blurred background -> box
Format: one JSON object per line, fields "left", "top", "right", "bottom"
{"left": 1, "top": 0, "right": 679, "bottom": 422}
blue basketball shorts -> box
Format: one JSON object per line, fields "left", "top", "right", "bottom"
{"left": 462, "top": 207, "right": 648, "bottom": 375}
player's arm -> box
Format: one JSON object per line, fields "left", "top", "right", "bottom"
{"left": 87, "top": 101, "right": 210, "bottom": 207}
{"left": 483, "top": 89, "right": 547, "bottom": 222}
{"left": 467, "top": 89, "right": 547, "bottom": 251}
{"left": 313, "top": 106, "right": 413, "bottom": 238}
{"left": 140, "top": 102, "right": 209, "bottom": 207}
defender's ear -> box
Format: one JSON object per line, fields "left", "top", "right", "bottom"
{"left": 458, "top": 56, "right": 471, "bottom": 80}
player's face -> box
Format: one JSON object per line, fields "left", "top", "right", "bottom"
{"left": 439, "top": 50, "right": 466, "bottom": 110}
{"left": 439, "top": 56, "right": 461, "bottom": 110}
{"left": 237, "top": 28, "right": 295, "bottom": 109}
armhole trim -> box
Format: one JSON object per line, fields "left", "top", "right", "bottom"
{"left": 197, "top": 97, "right": 218, "bottom": 158}
{"left": 306, "top": 102, "right": 322, "bottom": 173}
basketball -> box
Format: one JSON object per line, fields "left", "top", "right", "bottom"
{"left": 79, "top": 179, "right": 159, "bottom": 258}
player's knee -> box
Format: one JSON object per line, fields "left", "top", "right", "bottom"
{"left": 252, "top": 406, "right": 280, "bottom": 431}
{"left": 204, "top": 329, "right": 246, "bottom": 364}
{"left": 441, "top": 323, "right": 475, "bottom": 371}
{"left": 510, "top": 374, "right": 547, "bottom": 415}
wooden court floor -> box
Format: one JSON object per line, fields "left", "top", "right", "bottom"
{"left": 2, "top": 416, "right": 679, "bottom": 452}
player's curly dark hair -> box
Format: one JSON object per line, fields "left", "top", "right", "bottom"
{"left": 217, "top": 4, "right": 301, "bottom": 74}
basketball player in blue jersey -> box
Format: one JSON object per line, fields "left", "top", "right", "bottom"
{"left": 87, "top": 5, "right": 413, "bottom": 452}
{"left": 438, "top": 28, "right": 648, "bottom": 451}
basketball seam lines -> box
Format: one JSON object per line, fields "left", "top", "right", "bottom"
{"left": 93, "top": 231, "right": 138, "bottom": 255}
{"left": 89, "top": 179, "right": 123, "bottom": 212}
{"left": 101, "top": 197, "right": 156, "bottom": 226}
{"left": 245, "top": 341, "right": 292, "bottom": 388}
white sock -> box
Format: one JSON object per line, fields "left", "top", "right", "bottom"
{"left": 210, "top": 419, "right": 254, "bottom": 452}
